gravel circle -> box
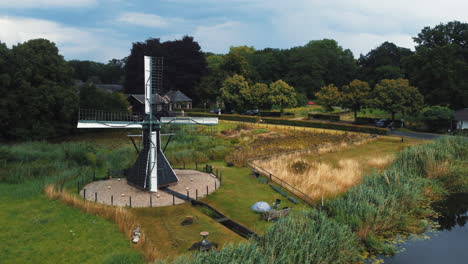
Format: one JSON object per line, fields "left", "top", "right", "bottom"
{"left": 79, "top": 170, "right": 220, "bottom": 207}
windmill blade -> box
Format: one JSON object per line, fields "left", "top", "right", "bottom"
{"left": 160, "top": 117, "right": 219, "bottom": 125}
{"left": 77, "top": 121, "right": 142, "bottom": 129}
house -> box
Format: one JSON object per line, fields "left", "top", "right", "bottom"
{"left": 454, "top": 108, "right": 468, "bottom": 130}
{"left": 163, "top": 90, "right": 192, "bottom": 111}
{"left": 126, "top": 94, "right": 168, "bottom": 114}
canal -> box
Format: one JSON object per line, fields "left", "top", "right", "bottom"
{"left": 380, "top": 193, "right": 468, "bottom": 264}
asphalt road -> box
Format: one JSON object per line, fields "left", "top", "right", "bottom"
{"left": 389, "top": 130, "right": 443, "bottom": 140}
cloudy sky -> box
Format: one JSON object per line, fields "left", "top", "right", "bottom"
{"left": 0, "top": 0, "right": 466, "bottom": 62}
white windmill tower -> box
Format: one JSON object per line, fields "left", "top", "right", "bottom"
{"left": 77, "top": 56, "right": 218, "bottom": 192}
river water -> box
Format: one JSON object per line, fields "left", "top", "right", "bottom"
{"left": 379, "top": 193, "right": 468, "bottom": 264}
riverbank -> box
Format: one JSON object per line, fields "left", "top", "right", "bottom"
{"left": 162, "top": 136, "right": 468, "bottom": 263}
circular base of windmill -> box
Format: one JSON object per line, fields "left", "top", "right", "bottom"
{"left": 79, "top": 169, "right": 220, "bottom": 207}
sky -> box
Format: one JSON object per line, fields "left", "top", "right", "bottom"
{"left": 0, "top": 0, "right": 466, "bottom": 62}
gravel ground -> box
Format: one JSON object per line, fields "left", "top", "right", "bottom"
{"left": 79, "top": 170, "right": 220, "bottom": 208}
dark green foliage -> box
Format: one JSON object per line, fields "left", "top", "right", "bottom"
{"left": 123, "top": 36, "right": 207, "bottom": 103}
{"left": 419, "top": 106, "right": 454, "bottom": 131}
{"left": 404, "top": 21, "right": 468, "bottom": 108}
{"left": 309, "top": 113, "right": 341, "bottom": 121}
{"left": 259, "top": 111, "right": 281, "bottom": 117}
{"left": 357, "top": 42, "right": 413, "bottom": 86}
{"left": 0, "top": 39, "right": 78, "bottom": 140}
{"left": 68, "top": 58, "right": 125, "bottom": 84}
{"left": 79, "top": 83, "right": 130, "bottom": 112}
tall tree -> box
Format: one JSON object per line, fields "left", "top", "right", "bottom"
{"left": 341, "top": 80, "right": 371, "bottom": 119}
{"left": 0, "top": 39, "right": 78, "bottom": 140}
{"left": 373, "top": 79, "right": 424, "bottom": 121}
{"left": 123, "top": 36, "right": 207, "bottom": 103}
{"left": 220, "top": 74, "right": 250, "bottom": 112}
{"left": 404, "top": 21, "right": 468, "bottom": 108}
{"left": 315, "top": 84, "right": 342, "bottom": 111}
{"left": 269, "top": 80, "right": 297, "bottom": 112}
{"left": 285, "top": 39, "right": 357, "bottom": 98}
{"left": 357, "top": 42, "right": 413, "bottom": 85}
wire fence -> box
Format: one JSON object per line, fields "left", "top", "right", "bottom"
{"left": 78, "top": 109, "right": 143, "bottom": 122}
{"left": 78, "top": 163, "right": 223, "bottom": 208}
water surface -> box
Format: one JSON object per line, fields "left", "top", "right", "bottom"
{"left": 381, "top": 193, "right": 468, "bottom": 264}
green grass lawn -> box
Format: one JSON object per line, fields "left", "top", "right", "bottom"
{"left": 199, "top": 162, "right": 305, "bottom": 234}
{"left": 133, "top": 204, "right": 244, "bottom": 260}
{"left": 0, "top": 190, "right": 142, "bottom": 264}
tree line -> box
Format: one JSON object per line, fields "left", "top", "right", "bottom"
{"left": 1, "top": 21, "right": 466, "bottom": 140}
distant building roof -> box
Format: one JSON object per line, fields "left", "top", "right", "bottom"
{"left": 164, "top": 90, "right": 192, "bottom": 102}
{"left": 127, "top": 94, "right": 167, "bottom": 104}
{"left": 454, "top": 108, "right": 468, "bottom": 121}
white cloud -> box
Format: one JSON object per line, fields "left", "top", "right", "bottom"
{"left": 0, "top": 0, "right": 96, "bottom": 8}
{"left": 117, "top": 12, "right": 183, "bottom": 28}
{"left": 0, "top": 16, "right": 128, "bottom": 62}
{"left": 191, "top": 21, "right": 256, "bottom": 53}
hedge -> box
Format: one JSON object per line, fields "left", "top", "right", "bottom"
{"left": 354, "top": 117, "right": 378, "bottom": 125}
{"left": 309, "top": 113, "right": 341, "bottom": 121}
{"left": 260, "top": 111, "right": 281, "bottom": 117}
{"left": 187, "top": 112, "right": 389, "bottom": 135}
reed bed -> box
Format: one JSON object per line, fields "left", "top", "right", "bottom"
{"left": 254, "top": 137, "right": 387, "bottom": 199}
{"left": 224, "top": 124, "right": 366, "bottom": 167}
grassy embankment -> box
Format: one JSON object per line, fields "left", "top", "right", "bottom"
{"left": 160, "top": 136, "right": 468, "bottom": 264}
{"left": 3, "top": 123, "right": 333, "bottom": 262}
{"left": 0, "top": 141, "right": 143, "bottom": 264}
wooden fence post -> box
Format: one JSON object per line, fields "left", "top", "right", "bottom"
{"left": 111, "top": 195, "right": 113, "bottom": 206}
{"left": 83, "top": 189, "right": 86, "bottom": 199}
{"left": 95, "top": 192, "right": 97, "bottom": 202}
{"left": 196, "top": 189, "right": 198, "bottom": 200}
{"left": 172, "top": 194, "right": 175, "bottom": 205}
{"left": 206, "top": 185, "right": 209, "bottom": 195}
{"left": 129, "top": 196, "right": 132, "bottom": 208}
{"left": 150, "top": 195, "right": 152, "bottom": 207}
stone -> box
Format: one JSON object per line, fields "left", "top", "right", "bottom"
{"left": 181, "top": 216, "right": 194, "bottom": 226}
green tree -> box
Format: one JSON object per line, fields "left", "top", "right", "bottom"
{"left": 420, "top": 106, "right": 454, "bottom": 131}
{"left": 269, "top": 80, "right": 297, "bottom": 112}
{"left": 220, "top": 52, "right": 251, "bottom": 78}
{"left": 240, "top": 82, "right": 270, "bottom": 110}
{"left": 79, "top": 83, "right": 129, "bottom": 112}
{"left": 286, "top": 39, "right": 357, "bottom": 98}
{"left": 341, "top": 80, "right": 371, "bottom": 119}
{"left": 220, "top": 74, "right": 250, "bottom": 112}
{"left": 315, "top": 84, "right": 342, "bottom": 111}
{"left": 357, "top": 42, "right": 412, "bottom": 85}
{"left": 373, "top": 79, "right": 424, "bottom": 122}
{"left": 0, "top": 39, "right": 78, "bottom": 140}
{"left": 404, "top": 21, "right": 468, "bottom": 108}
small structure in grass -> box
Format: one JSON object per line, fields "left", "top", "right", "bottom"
{"left": 188, "top": 231, "right": 219, "bottom": 252}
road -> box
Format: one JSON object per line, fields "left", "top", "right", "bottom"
{"left": 389, "top": 130, "right": 443, "bottom": 140}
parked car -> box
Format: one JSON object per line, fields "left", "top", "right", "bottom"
{"left": 242, "top": 109, "right": 259, "bottom": 116}
{"left": 375, "top": 119, "right": 393, "bottom": 128}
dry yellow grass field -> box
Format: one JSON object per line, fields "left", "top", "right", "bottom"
{"left": 254, "top": 137, "right": 420, "bottom": 200}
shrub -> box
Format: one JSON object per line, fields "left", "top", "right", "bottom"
{"left": 309, "top": 113, "right": 341, "bottom": 121}
{"left": 260, "top": 111, "right": 281, "bottom": 117}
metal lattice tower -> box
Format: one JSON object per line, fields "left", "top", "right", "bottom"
{"left": 151, "top": 57, "right": 164, "bottom": 95}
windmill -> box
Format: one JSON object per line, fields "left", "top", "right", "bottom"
{"left": 77, "top": 56, "right": 218, "bottom": 192}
